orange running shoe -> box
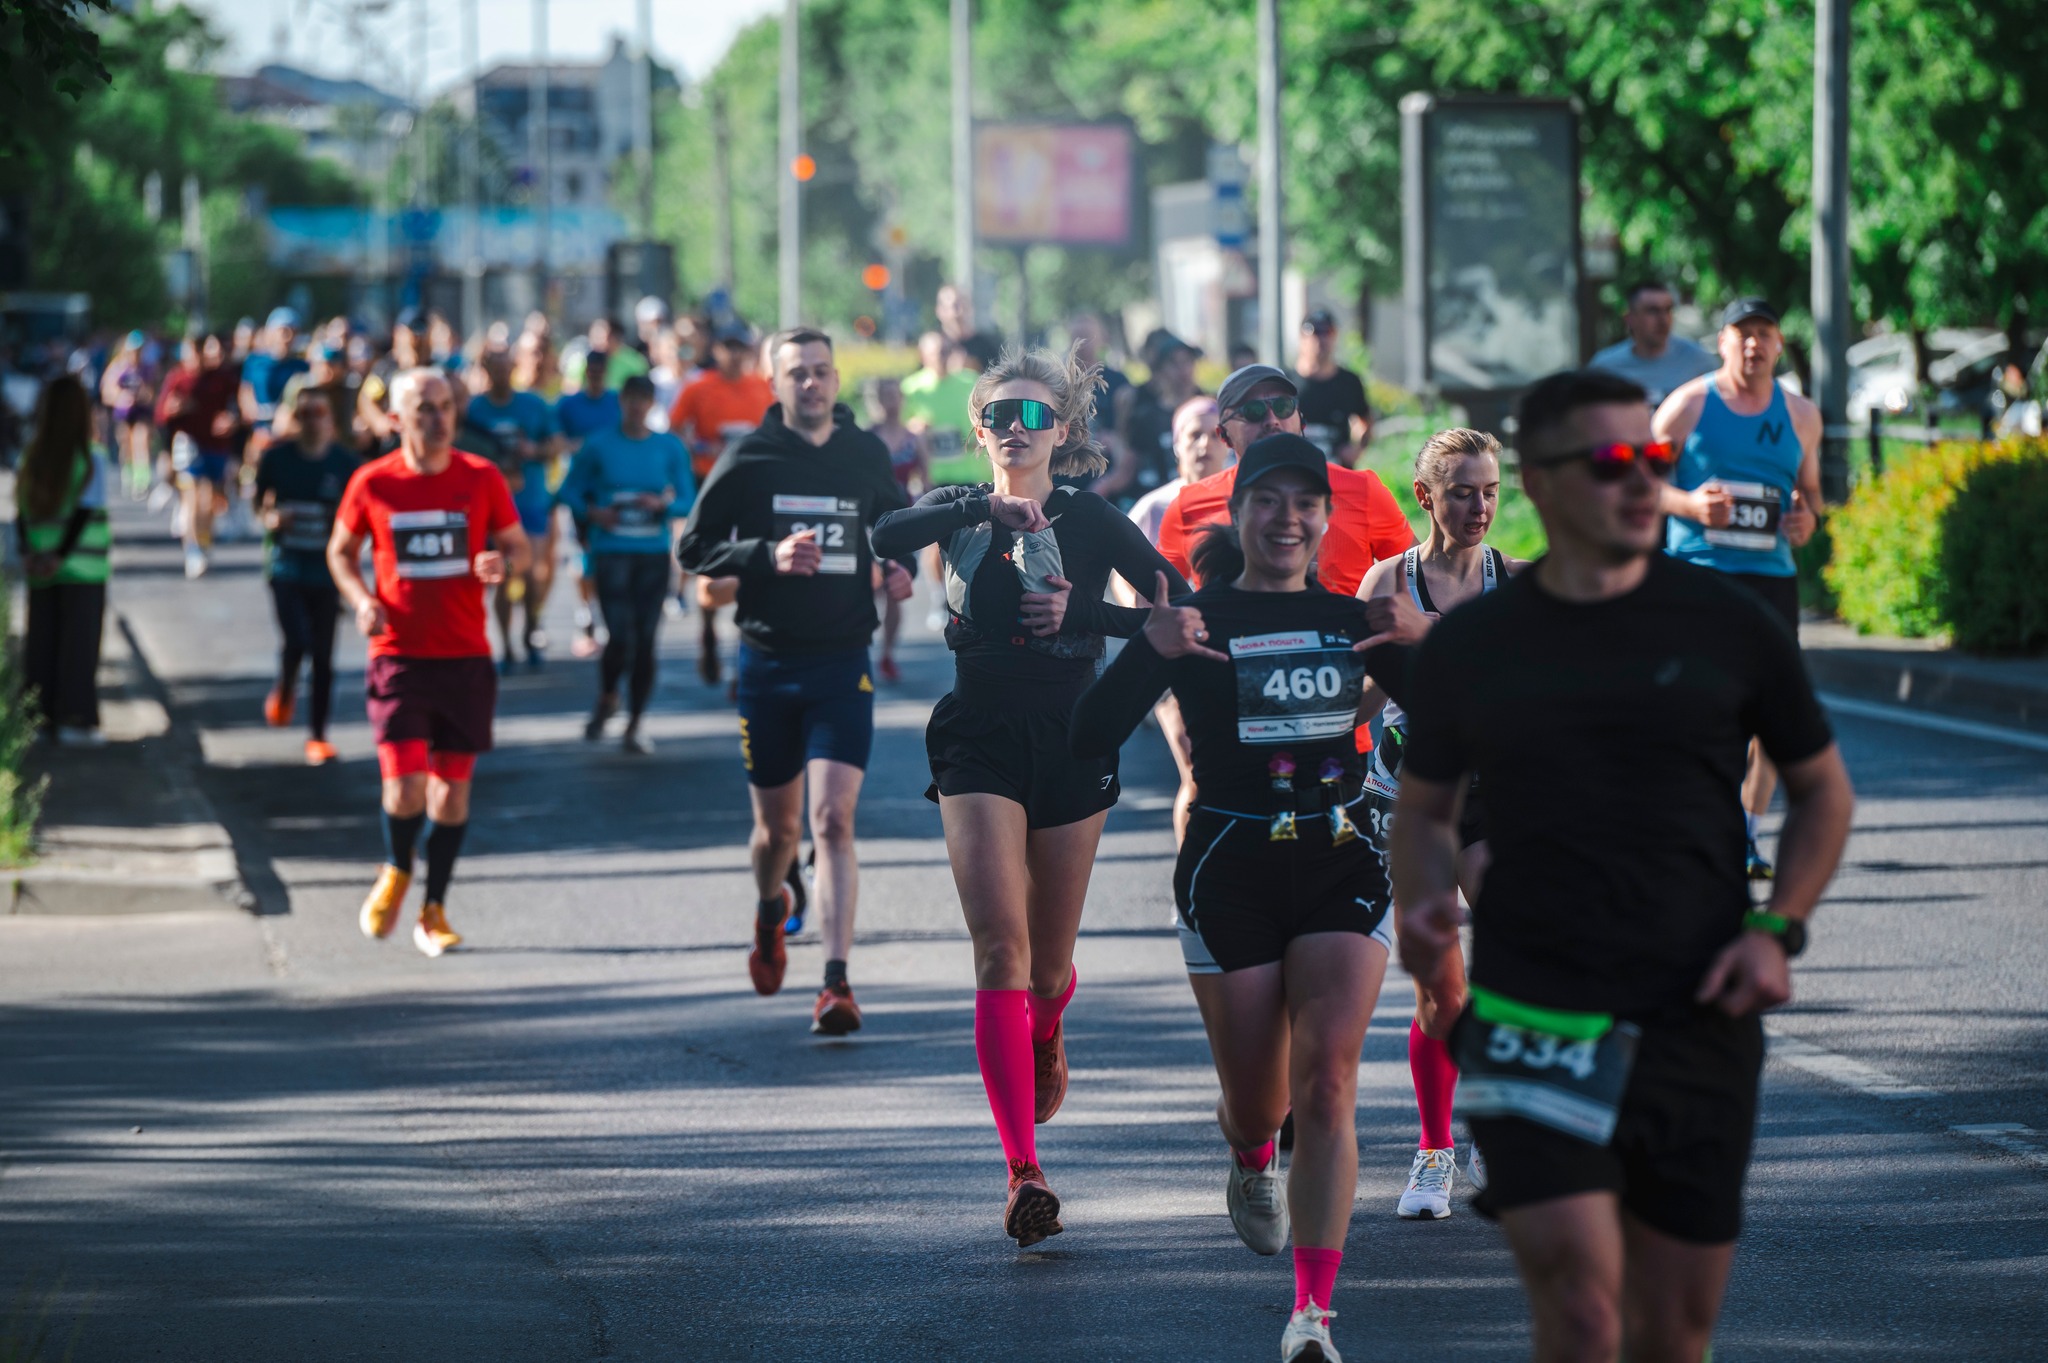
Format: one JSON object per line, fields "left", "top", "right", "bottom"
{"left": 263, "top": 688, "right": 295, "bottom": 727}
{"left": 414, "top": 901, "right": 462, "bottom": 957}
{"left": 811, "top": 983, "right": 862, "bottom": 1036}
{"left": 305, "top": 738, "right": 338, "bottom": 766}
{"left": 1033, "top": 1020, "right": 1068, "bottom": 1123}
{"left": 358, "top": 865, "right": 410, "bottom": 940}
{"left": 1004, "top": 1160, "right": 1063, "bottom": 1249}
{"left": 748, "top": 895, "right": 789, "bottom": 996}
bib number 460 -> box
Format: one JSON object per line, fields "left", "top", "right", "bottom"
{"left": 1261, "top": 665, "right": 1345, "bottom": 703}
{"left": 1484, "top": 1025, "right": 1600, "bottom": 1082}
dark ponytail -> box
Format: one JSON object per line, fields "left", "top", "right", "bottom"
{"left": 1190, "top": 521, "right": 1246, "bottom": 588}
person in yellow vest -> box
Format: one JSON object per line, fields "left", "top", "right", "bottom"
{"left": 16, "top": 374, "right": 113, "bottom": 746}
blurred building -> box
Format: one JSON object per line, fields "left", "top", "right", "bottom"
{"left": 218, "top": 63, "right": 411, "bottom": 181}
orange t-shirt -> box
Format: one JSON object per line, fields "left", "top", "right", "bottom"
{"left": 669, "top": 371, "right": 775, "bottom": 480}
{"left": 1155, "top": 461, "right": 1415, "bottom": 596}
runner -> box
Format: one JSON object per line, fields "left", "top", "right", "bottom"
{"left": 871, "top": 345, "right": 1188, "bottom": 1250}
{"left": 1390, "top": 368, "right": 1852, "bottom": 1363}
{"left": 1070, "top": 433, "right": 1417, "bottom": 1362}
{"left": 864, "top": 374, "right": 925, "bottom": 684}
{"left": 1353, "top": 428, "right": 1526, "bottom": 1218}
{"left": 329, "top": 369, "right": 530, "bottom": 958}
{"left": 675, "top": 328, "right": 914, "bottom": 1034}
{"left": 669, "top": 323, "right": 775, "bottom": 685}
{"left": 1652, "top": 298, "right": 1823, "bottom": 879}
{"left": 153, "top": 333, "right": 240, "bottom": 579}
{"left": 99, "top": 330, "right": 156, "bottom": 500}
{"left": 557, "top": 373, "right": 694, "bottom": 753}
{"left": 1294, "top": 309, "right": 1373, "bottom": 467}
{"left": 902, "top": 333, "right": 993, "bottom": 628}
{"left": 238, "top": 307, "right": 308, "bottom": 463}
{"left": 467, "top": 343, "right": 563, "bottom": 672}
{"left": 1588, "top": 281, "right": 1716, "bottom": 408}
{"left": 356, "top": 310, "right": 432, "bottom": 451}
{"left": 1100, "top": 329, "right": 1202, "bottom": 504}
{"left": 254, "top": 386, "right": 361, "bottom": 765}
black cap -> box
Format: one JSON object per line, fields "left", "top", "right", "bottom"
{"left": 393, "top": 305, "right": 426, "bottom": 332}
{"left": 1142, "top": 327, "right": 1201, "bottom": 366}
{"left": 1719, "top": 297, "right": 1779, "bottom": 330}
{"left": 712, "top": 321, "right": 755, "bottom": 346}
{"left": 1216, "top": 363, "right": 1297, "bottom": 414}
{"left": 1236, "top": 432, "right": 1331, "bottom": 496}
{"left": 1301, "top": 308, "right": 1337, "bottom": 334}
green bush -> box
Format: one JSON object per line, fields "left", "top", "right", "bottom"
{"left": 1937, "top": 448, "right": 2048, "bottom": 653}
{"left": 1824, "top": 436, "right": 2047, "bottom": 645}
{"left": 0, "top": 578, "right": 47, "bottom": 866}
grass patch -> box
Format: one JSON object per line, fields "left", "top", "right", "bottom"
{"left": 0, "top": 575, "right": 46, "bottom": 867}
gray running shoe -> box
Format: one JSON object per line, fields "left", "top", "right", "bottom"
{"left": 1226, "top": 1150, "right": 1289, "bottom": 1255}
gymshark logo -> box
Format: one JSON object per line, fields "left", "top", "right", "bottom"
{"left": 1100, "top": 775, "right": 1114, "bottom": 790}
{"left": 1757, "top": 420, "right": 1785, "bottom": 445}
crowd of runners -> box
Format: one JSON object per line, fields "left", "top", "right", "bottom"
{"left": 35, "top": 288, "right": 1855, "bottom": 1363}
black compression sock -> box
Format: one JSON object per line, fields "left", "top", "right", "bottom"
{"left": 823, "top": 958, "right": 848, "bottom": 992}
{"left": 382, "top": 810, "right": 426, "bottom": 870}
{"left": 757, "top": 896, "right": 785, "bottom": 928}
{"left": 422, "top": 820, "right": 468, "bottom": 904}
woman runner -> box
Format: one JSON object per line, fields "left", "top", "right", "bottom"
{"left": 871, "top": 345, "right": 1187, "bottom": 1250}
{"left": 1354, "top": 428, "right": 1526, "bottom": 1219}
{"left": 1071, "top": 433, "right": 1415, "bottom": 1363}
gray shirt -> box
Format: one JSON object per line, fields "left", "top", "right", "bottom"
{"left": 1588, "top": 335, "right": 1717, "bottom": 408}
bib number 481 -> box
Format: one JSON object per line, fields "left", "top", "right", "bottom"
{"left": 1260, "top": 665, "right": 1345, "bottom": 703}
{"left": 1484, "top": 1025, "right": 1600, "bottom": 1082}
{"left": 405, "top": 531, "right": 458, "bottom": 559}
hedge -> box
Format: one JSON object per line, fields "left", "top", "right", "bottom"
{"left": 1824, "top": 436, "right": 2048, "bottom": 652}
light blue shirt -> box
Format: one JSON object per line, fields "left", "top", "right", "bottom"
{"left": 1588, "top": 335, "right": 1716, "bottom": 408}
{"left": 556, "top": 427, "right": 696, "bottom": 555}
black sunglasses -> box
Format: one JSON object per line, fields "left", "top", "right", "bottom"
{"left": 1227, "top": 396, "right": 1298, "bottom": 424}
{"left": 1530, "top": 441, "right": 1678, "bottom": 482}
{"left": 979, "top": 398, "right": 1057, "bottom": 431}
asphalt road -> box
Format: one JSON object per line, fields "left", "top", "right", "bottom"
{"left": 3, "top": 502, "right": 2045, "bottom": 1361}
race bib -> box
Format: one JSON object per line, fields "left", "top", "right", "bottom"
{"left": 1702, "top": 480, "right": 1783, "bottom": 551}
{"left": 1230, "top": 629, "right": 1365, "bottom": 744}
{"left": 609, "top": 489, "right": 663, "bottom": 537}
{"left": 389, "top": 509, "right": 471, "bottom": 580}
{"left": 1452, "top": 991, "right": 1641, "bottom": 1145}
{"left": 276, "top": 500, "right": 331, "bottom": 553}
{"left": 1302, "top": 423, "right": 1341, "bottom": 460}
{"left": 771, "top": 493, "right": 860, "bottom": 574}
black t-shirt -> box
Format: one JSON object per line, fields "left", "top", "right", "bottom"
{"left": 1401, "top": 554, "right": 1833, "bottom": 1019}
{"left": 1119, "top": 382, "right": 1178, "bottom": 495}
{"left": 1296, "top": 366, "right": 1371, "bottom": 463}
{"left": 253, "top": 440, "right": 360, "bottom": 583}
{"left": 1070, "top": 583, "right": 1412, "bottom": 810}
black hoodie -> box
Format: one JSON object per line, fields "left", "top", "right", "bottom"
{"left": 675, "top": 401, "right": 911, "bottom": 655}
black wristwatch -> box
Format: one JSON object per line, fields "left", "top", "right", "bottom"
{"left": 1743, "top": 910, "right": 1807, "bottom": 958}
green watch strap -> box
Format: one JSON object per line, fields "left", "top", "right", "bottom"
{"left": 1467, "top": 984, "right": 1613, "bottom": 1041}
{"left": 1743, "top": 910, "right": 1791, "bottom": 934}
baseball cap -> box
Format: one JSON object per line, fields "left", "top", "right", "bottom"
{"left": 712, "top": 321, "right": 755, "bottom": 346}
{"left": 393, "top": 305, "right": 427, "bottom": 332}
{"left": 1300, "top": 308, "right": 1337, "bottom": 334}
{"left": 634, "top": 295, "right": 670, "bottom": 324}
{"left": 1719, "top": 297, "right": 1779, "bottom": 330}
{"left": 1142, "top": 328, "right": 1201, "bottom": 367}
{"left": 266, "top": 306, "right": 301, "bottom": 331}
{"left": 1216, "top": 363, "right": 1298, "bottom": 414}
{"left": 1236, "top": 432, "right": 1331, "bottom": 497}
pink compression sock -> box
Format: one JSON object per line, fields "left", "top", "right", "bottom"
{"left": 1410, "top": 1018, "right": 1459, "bottom": 1150}
{"left": 1235, "top": 1139, "right": 1276, "bottom": 1171}
{"left": 974, "top": 990, "right": 1037, "bottom": 1169}
{"left": 1027, "top": 966, "right": 1077, "bottom": 1043}
{"left": 1294, "top": 1247, "right": 1343, "bottom": 1311}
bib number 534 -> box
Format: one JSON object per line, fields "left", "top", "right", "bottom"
{"left": 1484, "top": 1024, "right": 1600, "bottom": 1082}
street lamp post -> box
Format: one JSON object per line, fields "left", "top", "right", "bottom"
{"left": 461, "top": 0, "right": 483, "bottom": 335}
{"left": 530, "top": 0, "right": 550, "bottom": 317}
{"left": 778, "top": 0, "right": 801, "bottom": 328}
{"left": 1812, "top": 0, "right": 1852, "bottom": 504}
{"left": 1255, "top": 0, "right": 1284, "bottom": 367}
{"left": 950, "top": 0, "right": 974, "bottom": 304}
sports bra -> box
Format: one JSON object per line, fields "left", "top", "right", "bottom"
{"left": 1384, "top": 544, "right": 1506, "bottom": 729}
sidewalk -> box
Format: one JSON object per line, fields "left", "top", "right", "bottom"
{"left": 1799, "top": 620, "right": 2048, "bottom": 735}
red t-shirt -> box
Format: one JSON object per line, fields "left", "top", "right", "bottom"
{"left": 1156, "top": 461, "right": 1415, "bottom": 596}
{"left": 336, "top": 449, "right": 519, "bottom": 659}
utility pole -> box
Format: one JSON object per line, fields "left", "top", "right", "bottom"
{"left": 778, "top": 0, "right": 801, "bottom": 328}
{"left": 950, "top": 0, "right": 974, "bottom": 302}
{"left": 1255, "top": 0, "right": 1284, "bottom": 367}
{"left": 711, "top": 88, "right": 735, "bottom": 295}
{"left": 1812, "top": 0, "right": 1852, "bottom": 504}
{"left": 529, "top": 0, "right": 550, "bottom": 317}
{"left": 461, "top": 0, "right": 483, "bottom": 335}
{"left": 632, "top": 0, "right": 654, "bottom": 241}
{"left": 410, "top": 0, "right": 427, "bottom": 204}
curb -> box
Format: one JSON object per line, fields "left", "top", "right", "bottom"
{"left": 1803, "top": 647, "right": 2048, "bottom": 737}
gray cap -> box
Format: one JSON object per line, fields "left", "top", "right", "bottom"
{"left": 1216, "top": 363, "right": 1297, "bottom": 414}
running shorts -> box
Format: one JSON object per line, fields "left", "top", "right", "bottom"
{"left": 1724, "top": 571, "right": 1800, "bottom": 635}
{"left": 1465, "top": 1006, "right": 1765, "bottom": 1244}
{"left": 1363, "top": 721, "right": 1486, "bottom": 850}
{"left": 177, "top": 450, "right": 232, "bottom": 486}
{"left": 735, "top": 644, "right": 875, "bottom": 788}
{"left": 1174, "top": 805, "right": 1394, "bottom": 974}
{"left": 364, "top": 654, "right": 498, "bottom": 754}
{"left": 513, "top": 486, "right": 555, "bottom": 538}
{"left": 923, "top": 688, "right": 1118, "bottom": 830}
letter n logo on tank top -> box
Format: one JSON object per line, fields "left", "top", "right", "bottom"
{"left": 1757, "top": 420, "right": 1786, "bottom": 446}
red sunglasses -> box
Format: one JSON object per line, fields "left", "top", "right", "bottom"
{"left": 1534, "top": 440, "right": 1677, "bottom": 481}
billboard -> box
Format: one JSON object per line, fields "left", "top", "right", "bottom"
{"left": 975, "top": 123, "right": 1134, "bottom": 248}
{"left": 1401, "top": 96, "right": 1581, "bottom": 394}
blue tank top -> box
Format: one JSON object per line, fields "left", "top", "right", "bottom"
{"left": 1667, "top": 381, "right": 1800, "bottom": 577}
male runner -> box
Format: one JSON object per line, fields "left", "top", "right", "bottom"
{"left": 1100, "top": 329, "right": 1201, "bottom": 504}
{"left": 1653, "top": 298, "right": 1823, "bottom": 880}
{"left": 468, "top": 342, "right": 563, "bottom": 672}
{"left": 676, "top": 328, "right": 915, "bottom": 1035}
{"left": 239, "top": 307, "right": 309, "bottom": 461}
{"left": 1392, "top": 368, "right": 1852, "bottom": 1363}
{"left": 1589, "top": 282, "right": 1717, "bottom": 408}
{"left": 330, "top": 369, "right": 530, "bottom": 958}
{"left": 669, "top": 324, "right": 775, "bottom": 684}
{"left": 1295, "top": 308, "right": 1373, "bottom": 466}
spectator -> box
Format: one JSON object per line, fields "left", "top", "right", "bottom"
{"left": 1294, "top": 308, "right": 1373, "bottom": 467}
{"left": 1589, "top": 281, "right": 1717, "bottom": 407}
{"left": 16, "top": 374, "right": 112, "bottom": 745}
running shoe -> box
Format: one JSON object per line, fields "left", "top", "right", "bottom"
{"left": 525, "top": 630, "right": 548, "bottom": 670}
{"left": 748, "top": 900, "right": 790, "bottom": 996}
{"left": 621, "top": 727, "right": 654, "bottom": 756}
{"left": 359, "top": 865, "right": 410, "bottom": 940}
{"left": 183, "top": 544, "right": 208, "bottom": 579}
{"left": 148, "top": 482, "right": 176, "bottom": 512}
{"left": 1467, "top": 1142, "right": 1488, "bottom": 1193}
{"left": 1226, "top": 1150, "right": 1289, "bottom": 1255}
{"left": 1004, "top": 1160, "right": 1063, "bottom": 1249}
{"left": 810, "top": 982, "right": 862, "bottom": 1036}
{"left": 1397, "top": 1147, "right": 1456, "bottom": 1220}
{"left": 263, "top": 689, "right": 295, "bottom": 727}
{"left": 584, "top": 695, "right": 618, "bottom": 741}
{"left": 570, "top": 630, "right": 602, "bottom": 660}
{"left": 304, "top": 738, "right": 338, "bottom": 766}
{"left": 1747, "top": 837, "right": 1774, "bottom": 881}
{"left": 878, "top": 655, "right": 902, "bottom": 685}
{"left": 1281, "top": 1301, "right": 1341, "bottom": 1363}
{"left": 782, "top": 854, "right": 808, "bottom": 935}
{"left": 53, "top": 726, "right": 105, "bottom": 748}
{"left": 1033, "top": 1019, "right": 1068, "bottom": 1123}
{"left": 413, "top": 901, "right": 462, "bottom": 957}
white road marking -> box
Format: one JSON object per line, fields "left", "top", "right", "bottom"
{"left": 1765, "top": 1028, "right": 1940, "bottom": 1100}
{"left": 1820, "top": 692, "right": 2048, "bottom": 755}
{"left": 1952, "top": 1123, "right": 2048, "bottom": 1170}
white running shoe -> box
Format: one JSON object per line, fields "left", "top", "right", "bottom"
{"left": 183, "top": 545, "right": 208, "bottom": 579}
{"left": 1281, "top": 1301, "right": 1341, "bottom": 1362}
{"left": 1467, "top": 1142, "right": 1488, "bottom": 1193}
{"left": 1397, "top": 1147, "right": 1456, "bottom": 1220}
{"left": 1226, "top": 1151, "right": 1289, "bottom": 1255}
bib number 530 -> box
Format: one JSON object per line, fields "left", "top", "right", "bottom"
{"left": 1261, "top": 665, "right": 1345, "bottom": 703}
{"left": 1484, "top": 1025, "right": 1600, "bottom": 1082}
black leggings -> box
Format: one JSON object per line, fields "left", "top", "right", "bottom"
{"left": 593, "top": 552, "right": 671, "bottom": 717}
{"left": 24, "top": 581, "right": 105, "bottom": 730}
{"left": 270, "top": 580, "right": 341, "bottom": 740}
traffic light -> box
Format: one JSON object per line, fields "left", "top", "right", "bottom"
{"left": 791, "top": 154, "right": 817, "bottom": 182}
{"left": 861, "top": 263, "right": 891, "bottom": 291}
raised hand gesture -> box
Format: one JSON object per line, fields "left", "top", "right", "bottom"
{"left": 988, "top": 493, "right": 1050, "bottom": 533}
{"left": 1141, "top": 571, "right": 1229, "bottom": 662}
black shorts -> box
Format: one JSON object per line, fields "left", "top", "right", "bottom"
{"left": 1466, "top": 1007, "right": 1765, "bottom": 1244}
{"left": 1364, "top": 721, "right": 1485, "bottom": 850}
{"left": 1724, "top": 571, "right": 1800, "bottom": 635}
{"left": 1174, "top": 805, "right": 1394, "bottom": 974}
{"left": 735, "top": 645, "right": 875, "bottom": 788}
{"left": 364, "top": 654, "right": 498, "bottom": 753}
{"left": 924, "top": 690, "right": 1118, "bottom": 830}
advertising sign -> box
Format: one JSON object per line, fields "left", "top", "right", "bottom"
{"left": 975, "top": 123, "right": 1134, "bottom": 248}
{"left": 1401, "top": 96, "right": 1581, "bottom": 394}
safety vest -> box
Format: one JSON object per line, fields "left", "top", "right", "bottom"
{"left": 21, "top": 453, "right": 111, "bottom": 587}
